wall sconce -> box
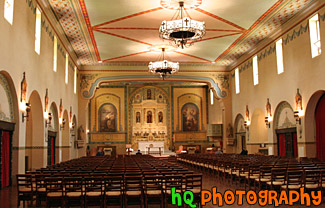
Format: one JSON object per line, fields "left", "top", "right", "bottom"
{"left": 265, "top": 98, "right": 272, "bottom": 128}
{"left": 45, "top": 113, "right": 52, "bottom": 127}
{"left": 294, "top": 110, "right": 304, "bottom": 125}
{"left": 265, "top": 116, "right": 273, "bottom": 128}
{"left": 60, "top": 118, "right": 66, "bottom": 130}
{"left": 21, "top": 102, "right": 31, "bottom": 122}
{"left": 244, "top": 119, "right": 250, "bottom": 129}
{"left": 69, "top": 122, "right": 75, "bottom": 129}
{"left": 294, "top": 88, "right": 303, "bottom": 125}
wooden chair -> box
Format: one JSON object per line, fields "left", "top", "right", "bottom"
{"left": 255, "top": 166, "right": 272, "bottom": 190}
{"left": 164, "top": 175, "right": 183, "bottom": 207}
{"left": 184, "top": 174, "right": 202, "bottom": 208}
{"left": 124, "top": 175, "right": 144, "bottom": 208}
{"left": 104, "top": 176, "right": 124, "bottom": 208}
{"left": 45, "top": 177, "right": 64, "bottom": 208}
{"left": 64, "top": 177, "right": 84, "bottom": 207}
{"left": 35, "top": 174, "right": 50, "bottom": 207}
{"left": 266, "top": 168, "right": 286, "bottom": 190}
{"left": 281, "top": 170, "right": 304, "bottom": 192}
{"left": 245, "top": 164, "right": 259, "bottom": 190}
{"left": 84, "top": 176, "right": 104, "bottom": 207}
{"left": 16, "top": 174, "right": 34, "bottom": 207}
{"left": 304, "top": 169, "right": 321, "bottom": 192}
{"left": 143, "top": 175, "right": 163, "bottom": 208}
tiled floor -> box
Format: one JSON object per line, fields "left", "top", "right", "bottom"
{"left": 1, "top": 165, "right": 324, "bottom": 207}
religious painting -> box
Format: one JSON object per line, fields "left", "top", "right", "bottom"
{"left": 147, "top": 111, "right": 152, "bottom": 123}
{"left": 99, "top": 103, "right": 117, "bottom": 132}
{"left": 182, "top": 103, "right": 199, "bottom": 131}
{"left": 136, "top": 112, "right": 140, "bottom": 123}
{"left": 158, "top": 111, "right": 163, "bottom": 123}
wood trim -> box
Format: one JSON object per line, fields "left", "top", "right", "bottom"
{"left": 48, "top": 131, "right": 57, "bottom": 137}
{"left": 275, "top": 127, "right": 297, "bottom": 134}
{"left": 0, "top": 120, "right": 15, "bottom": 131}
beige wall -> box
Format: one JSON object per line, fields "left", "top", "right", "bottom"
{"left": 230, "top": 7, "right": 325, "bottom": 156}
{"left": 0, "top": 0, "right": 79, "bottom": 174}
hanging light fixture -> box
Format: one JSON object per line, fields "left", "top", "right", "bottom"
{"left": 159, "top": 1, "right": 206, "bottom": 49}
{"left": 148, "top": 47, "right": 179, "bottom": 80}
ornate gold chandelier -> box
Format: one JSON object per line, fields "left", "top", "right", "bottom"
{"left": 159, "top": 1, "right": 206, "bottom": 49}
{"left": 148, "top": 47, "right": 179, "bottom": 80}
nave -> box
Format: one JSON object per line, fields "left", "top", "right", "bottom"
{"left": 0, "top": 153, "right": 324, "bottom": 207}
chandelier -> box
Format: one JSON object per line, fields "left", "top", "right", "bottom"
{"left": 159, "top": 1, "right": 206, "bottom": 49}
{"left": 148, "top": 47, "right": 179, "bottom": 80}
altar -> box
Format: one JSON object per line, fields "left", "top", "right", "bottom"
{"left": 138, "top": 141, "right": 164, "bottom": 154}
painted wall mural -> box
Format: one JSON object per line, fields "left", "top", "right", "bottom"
{"left": 182, "top": 103, "right": 199, "bottom": 132}
{"left": 99, "top": 103, "right": 117, "bottom": 132}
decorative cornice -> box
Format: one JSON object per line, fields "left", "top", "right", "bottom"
{"left": 81, "top": 75, "right": 227, "bottom": 99}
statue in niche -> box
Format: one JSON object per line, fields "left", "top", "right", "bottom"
{"left": 226, "top": 123, "right": 233, "bottom": 138}
{"left": 77, "top": 125, "right": 84, "bottom": 141}
{"left": 147, "top": 89, "right": 151, "bottom": 99}
{"left": 158, "top": 111, "right": 163, "bottom": 123}
{"left": 266, "top": 98, "right": 271, "bottom": 117}
{"left": 21, "top": 72, "right": 27, "bottom": 102}
{"left": 147, "top": 111, "right": 152, "bottom": 123}
{"left": 295, "top": 88, "right": 302, "bottom": 110}
{"left": 136, "top": 112, "right": 140, "bottom": 123}
{"left": 135, "top": 94, "right": 141, "bottom": 103}
{"left": 245, "top": 105, "right": 250, "bottom": 120}
{"left": 45, "top": 89, "right": 48, "bottom": 112}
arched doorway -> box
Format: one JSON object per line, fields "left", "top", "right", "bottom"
{"left": 61, "top": 110, "right": 70, "bottom": 162}
{"left": 273, "top": 101, "right": 297, "bottom": 157}
{"left": 315, "top": 94, "right": 325, "bottom": 160}
{"left": 234, "top": 114, "right": 246, "bottom": 153}
{"left": 48, "top": 102, "right": 59, "bottom": 166}
{"left": 0, "top": 71, "right": 19, "bottom": 188}
{"left": 25, "top": 91, "right": 44, "bottom": 170}
{"left": 305, "top": 91, "right": 325, "bottom": 159}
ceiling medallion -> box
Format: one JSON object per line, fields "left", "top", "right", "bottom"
{"left": 148, "top": 47, "right": 179, "bottom": 80}
{"left": 160, "top": 0, "right": 202, "bottom": 10}
{"left": 159, "top": 1, "right": 206, "bottom": 49}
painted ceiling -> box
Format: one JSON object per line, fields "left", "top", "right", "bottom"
{"left": 47, "top": 0, "right": 315, "bottom": 67}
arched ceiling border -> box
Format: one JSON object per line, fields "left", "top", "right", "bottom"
{"left": 81, "top": 75, "right": 227, "bottom": 99}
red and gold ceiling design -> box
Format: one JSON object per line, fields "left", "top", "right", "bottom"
{"left": 47, "top": 0, "right": 316, "bottom": 67}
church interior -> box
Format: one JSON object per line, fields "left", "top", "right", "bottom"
{"left": 0, "top": 0, "right": 324, "bottom": 207}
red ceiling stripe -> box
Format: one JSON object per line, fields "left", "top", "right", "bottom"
{"left": 78, "top": 0, "right": 101, "bottom": 61}
{"left": 197, "top": 32, "right": 243, "bottom": 42}
{"left": 174, "top": 51, "right": 211, "bottom": 63}
{"left": 194, "top": 8, "right": 246, "bottom": 31}
{"left": 103, "top": 51, "right": 151, "bottom": 62}
{"left": 94, "top": 29, "right": 152, "bottom": 46}
{"left": 96, "top": 27, "right": 158, "bottom": 30}
{"left": 94, "top": 7, "right": 164, "bottom": 28}
{"left": 206, "top": 29, "right": 244, "bottom": 32}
